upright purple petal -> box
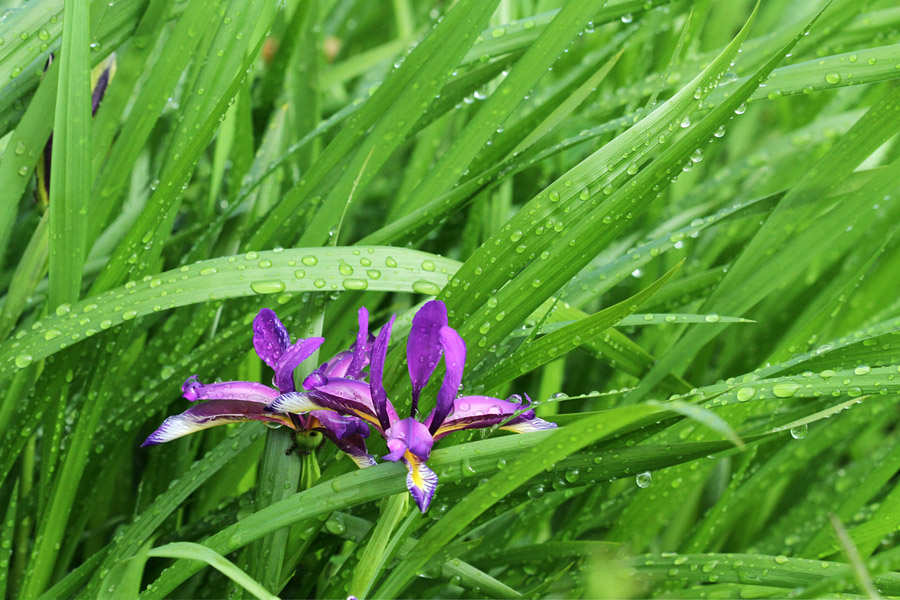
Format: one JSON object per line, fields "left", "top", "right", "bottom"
{"left": 369, "top": 315, "right": 396, "bottom": 432}
{"left": 319, "top": 351, "right": 353, "bottom": 379}
{"left": 428, "top": 326, "right": 466, "bottom": 434}
{"left": 384, "top": 417, "right": 434, "bottom": 462}
{"left": 346, "top": 307, "right": 370, "bottom": 379}
{"left": 253, "top": 309, "right": 291, "bottom": 369}
{"left": 303, "top": 370, "right": 329, "bottom": 390}
{"left": 274, "top": 337, "right": 325, "bottom": 393}
{"left": 406, "top": 301, "right": 448, "bottom": 414}
{"left": 142, "top": 400, "right": 293, "bottom": 446}
{"left": 426, "top": 395, "right": 557, "bottom": 440}
{"left": 181, "top": 376, "right": 279, "bottom": 404}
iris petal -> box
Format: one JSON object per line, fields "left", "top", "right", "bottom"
{"left": 270, "top": 379, "right": 393, "bottom": 430}
{"left": 429, "top": 395, "right": 556, "bottom": 440}
{"left": 406, "top": 300, "right": 448, "bottom": 413}
{"left": 253, "top": 308, "right": 291, "bottom": 368}
{"left": 141, "top": 400, "right": 292, "bottom": 446}
{"left": 428, "top": 326, "right": 466, "bottom": 434}
{"left": 385, "top": 417, "right": 434, "bottom": 462}
{"left": 369, "top": 315, "right": 396, "bottom": 431}
{"left": 181, "top": 376, "right": 279, "bottom": 403}
{"left": 273, "top": 337, "right": 324, "bottom": 392}
{"left": 346, "top": 307, "right": 370, "bottom": 379}
{"left": 403, "top": 452, "right": 438, "bottom": 513}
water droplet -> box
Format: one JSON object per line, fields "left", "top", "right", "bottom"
{"left": 342, "top": 278, "right": 368, "bottom": 291}
{"left": 251, "top": 280, "right": 286, "bottom": 294}
{"left": 385, "top": 256, "right": 398, "bottom": 268}
{"left": 825, "top": 72, "right": 841, "bottom": 84}
{"left": 421, "top": 260, "right": 436, "bottom": 272}
{"left": 773, "top": 382, "right": 800, "bottom": 398}
{"left": 636, "top": 471, "right": 652, "bottom": 488}
{"left": 200, "top": 267, "right": 217, "bottom": 276}
{"left": 411, "top": 280, "right": 441, "bottom": 295}
{"left": 736, "top": 387, "right": 755, "bottom": 402}
{"left": 14, "top": 353, "right": 33, "bottom": 368}
{"left": 854, "top": 365, "right": 871, "bottom": 375}
{"left": 790, "top": 424, "right": 808, "bottom": 439}
{"left": 301, "top": 255, "right": 318, "bottom": 266}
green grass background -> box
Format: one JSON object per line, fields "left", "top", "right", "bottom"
{"left": 1, "top": 0, "right": 900, "bottom": 597}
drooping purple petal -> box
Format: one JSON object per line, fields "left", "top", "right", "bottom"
{"left": 426, "top": 395, "right": 557, "bottom": 440}
{"left": 384, "top": 417, "right": 434, "bottom": 462}
{"left": 501, "top": 416, "right": 558, "bottom": 433}
{"left": 181, "top": 375, "right": 279, "bottom": 404}
{"left": 141, "top": 400, "right": 293, "bottom": 446}
{"left": 406, "top": 301, "right": 448, "bottom": 414}
{"left": 308, "top": 411, "right": 376, "bottom": 468}
{"left": 369, "top": 315, "right": 396, "bottom": 432}
{"left": 309, "top": 410, "right": 370, "bottom": 441}
{"left": 346, "top": 306, "right": 370, "bottom": 379}
{"left": 253, "top": 308, "right": 291, "bottom": 369}
{"left": 333, "top": 434, "right": 377, "bottom": 469}
{"left": 428, "top": 326, "right": 466, "bottom": 434}
{"left": 403, "top": 455, "right": 438, "bottom": 513}
{"left": 274, "top": 337, "right": 325, "bottom": 393}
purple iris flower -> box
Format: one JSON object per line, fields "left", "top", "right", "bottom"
{"left": 142, "top": 308, "right": 376, "bottom": 469}
{"left": 267, "top": 300, "right": 557, "bottom": 512}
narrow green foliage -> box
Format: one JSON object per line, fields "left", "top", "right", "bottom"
{"left": 1, "top": 1, "right": 899, "bottom": 598}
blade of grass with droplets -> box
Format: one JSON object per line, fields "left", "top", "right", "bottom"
{"left": 394, "top": 1, "right": 619, "bottom": 223}
{"left": 627, "top": 552, "right": 900, "bottom": 594}
{"left": 248, "top": 0, "right": 501, "bottom": 251}
{"left": 47, "top": 0, "right": 91, "bottom": 309}
{"left": 348, "top": 494, "right": 409, "bottom": 598}
{"left": 373, "top": 405, "right": 664, "bottom": 598}
{"left": 434, "top": 3, "right": 768, "bottom": 381}
{"left": 0, "top": 60, "right": 56, "bottom": 269}
{"left": 148, "top": 543, "right": 277, "bottom": 600}
{"left": 628, "top": 90, "right": 900, "bottom": 402}
{"left": 476, "top": 262, "right": 680, "bottom": 391}
{"left": 90, "top": 0, "right": 277, "bottom": 294}
{"left": 79, "top": 426, "right": 262, "bottom": 598}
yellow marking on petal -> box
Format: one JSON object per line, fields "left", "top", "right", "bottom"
{"left": 352, "top": 410, "right": 381, "bottom": 426}
{"left": 434, "top": 422, "right": 472, "bottom": 438}
{"left": 277, "top": 416, "right": 297, "bottom": 430}
{"left": 405, "top": 451, "right": 425, "bottom": 488}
